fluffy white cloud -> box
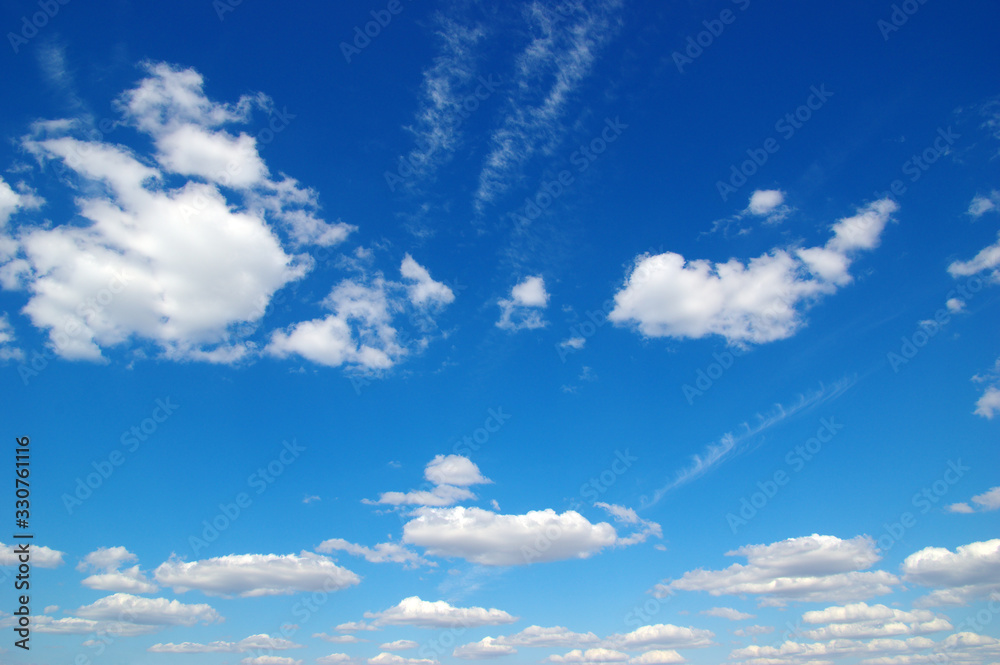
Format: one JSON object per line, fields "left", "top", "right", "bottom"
{"left": 603, "top": 624, "right": 714, "bottom": 650}
{"left": 425, "top": 454, "right": 491, "bottom": 486}
{"left": 701, "top": 607, "right": 754, "bottom": 621}
{"left": 902, "top": 539, "right": 1000, "bottom": 606}
{"left": 657, "top": 535, "right": 899, "bottom": 606}
{"left": 497, "top": 275, "right": 549, "bottom": 331}
{"left": 730, "top": 636, "right": 935, "bottom": 662}
{"left": 368, "top": 654, "right": 438, "bottom": 665}
{"left": 401, "top": 254, "right": 455, "bottom": 307}
{"left": 316, "top": 538, "right": 432, "bottom": 568}
{"left": 153, "top": 552, "right": 360, "bottom": 597}
{"left": 453, "top": 636, "right": 518, "bottom": 659}
{"left": 32, "top": 615, "right": 157, "bottom": 636}
{"left": 747, "top": 189, "right": 785, "bottom": 216}
{"left": 0, "top": 542, "right": 64, "bottom": 567}
{"left": 317, "top": 655, "right": 354, "bottom": 665}
{"left": 314, "top": 633, "right": 365, "bottom": 644}
{"left": 371, "top": 484, "right": 477, "bottom": 507}
{"left": 974, "top": 386, "right": 1000, "bottom": 419}
{"left": 241, "top": 657, "right": 302, "bottom": 665}
{"left": 948, "top": 232, "right": 1000, "bottom": 283}
{"left": 364, "top": 596, "right": 518, "bottom": 628}
{"left": 402, "top": 506, "right": 618, "bottom": 565}
{"left": 967, "top": 191, "right": 999, "bottom": 217}
{"left": 267, "top": 255, "right": 453, "bottom": 371}
{"left": 493, "top": 625, "right": 601, "bottom": 647}
{"left": 149, "top": 634, "right": 302, "bottom": 653}
{"left": 627, "top": 651, "right": 685, "bottom": 665}
{"left": 948, "top": 487, "right": 1000, "bottom": 514}
{"left": 546, "top": 648, "right": 629, "bottom": 663}
{"left": 380, "top": 640, "right": 420, "bottom": 651}
{"left": 77, "top": 546, "right": 157, "bottom": 593}
{"left": 609, "top": 199, "right": 897, "bottom": 345}
{"left": 74, "top": 593, "right": 220, "bottom": 626}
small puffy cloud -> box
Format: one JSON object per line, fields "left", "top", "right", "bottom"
{"left": 561, "top": 336, "right": 586, "bottom": 350}
{"left": 371, "top": 484, "right": 476, "bottom": 507}
{"left": 733, "top": 625, "right": 773, "bottom": 637}
{"left": 401, "top": 254, "right": 454, "bottom": 308}
{"left": 364, "top": 596, "right": 518, "bottom": 628}
{"left": 74, "top": 593, "right": 220, "bottom": 626}
{"left": 610, "top": 199, "right": 897, "bottom": 345}
{"left": 497, "top": 276, "right": 549, "bottom": 331}
{"left": 453, "top": 636, "right": 518, "bottom": 659}
{"left": 149, "top": 634, "right": 302, "bottom": 653}
{"left": 974, "top": 386, "right": 1000, "bottom": 419}
{"left": 948, "top": 487, "right": 1000, "bottom": 514}
{"left": 603, "top": 624, "right": 714, "bottom": 650}
{"left": 402, "top": 506, "right": 618, "bottom": 565}
{"left": 747, "top": 190, "right": 785, "bottom": 216}
{"left": 240, "top": 657, "right": 302, "bottom": 665}
{"left": 425, "top": 454, "right": 491, "bottom": 486}
{"left": 153, "top": 552, "right": 360, "bottom": 597}
{"left": 337, "top": 621, "right": 377, "bottom": 632}
{"left": 77, "top": 546, "right": 157, "bottom": 593}
{"left": 627, "top": 651, "right": 685, "bottom": 665}
{"left": 380, "top": 640, "right": 419, "bottom": 651}
{"left": 368, "top": 654, "right": 438, "bottom": 665}
{"left": 493, "top": 625, "right": 601, "bottom": 647}
{"left": 33, "top": 615, "right": 157, "bottom": 636}
{"left": 317, "top": 655, "right": 354, "bottom": 664}
{"left": 945, "top": 297, "right": 966, "bottom": 313}
{"left": 316, "top": 538, "right": 432, "bottom": 568}
{"left": 657, "top": 534, "right": 899, "bottom": 606}
{"left": 948, "top": 232, "right": 1000, "bottom": 283}
{"left": 546, "top": 648, "right": 629, "bottom": 663}
{"left": 314, "top": 634, "right": 364, "bottom": 644}
{"left": 700, "top": 607, "right": 754, "bottom": 621}
{"left": 967, "top": 191, "right": 999, "bottom": 217}
{"left": 0, "top": 543, "right": 64, "bottom": 567}
{"left": 902, "top": 539, "right": 1000, "bottom": 606}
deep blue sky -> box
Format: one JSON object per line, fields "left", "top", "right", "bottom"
{"left": 1, "top": 1, "right": 999, "bottom": 665}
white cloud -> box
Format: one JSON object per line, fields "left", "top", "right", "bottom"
{"left": 658, "top": 534, "right": 899, "bottom": 606}
{"left": 902, "top": 539, "right": 1000, "bottom": 606}
{"left": 453, "top": 636, "right": 518, "bottom": 659}
{"left": 425, "top": 454, "right": 491, "bottom": 486}
{"left": 316, "top": 538, "right": 432, "bottom": 568}
{"left": 493, "top": 625, "right": 601, "bottom": 648}
{"left": 380, "top": 640, "right": 419, "bottom": 651}
{"left": 267, "top": 257, "right": 453, "bottom": 371}
{"left": 32, "top": 615, "right": 157, "bottom": 636}
{"left": 402, "top": 506, "right": 618, "bottom": 565}
{"left": 497, "top": 275, "right": 550, "bottom": 331}
{"left": 149, "top": 634, "right": 303, "bottom": 653}
{"left": 947, "top": 502, "right": 975, "bottom": 514}
{"left": 241, "top": 657, "right": 302, "bottom": 665}
{"left": 627, "top": 650, "right": 686, "bottom": 665}
{"left": 74, "top": 593, "right": 220, "bottom": 626}
{"left": 561, "top": 336, "right": 586, "bottom": 350}
{"left": 729, "top": 636, "right": 936, "bottom": 662}
{"left": 0, "top": 542, "right": 64, "bottom": 567}
{"left": 967, "top": 191, "right": 999, "bottom": 217}
{"left": 546, "top": 648, "right": 629, "bottom": 663}
{"left": 609, "top": 199, "right": 897, "bottom": 345}
{"left": 364, "top": 596, "right": 518, "bottom": 628}
{"left": 972, "top": 487, "right": 1000, "bottom": 511}
{"left": 701, "top": 607, "right": 754, "bottom": 621}
{"left": 314, "top": 633, "right": 364, "bottom": 644}
{"left": 401, "top": 255, "right": 455, "bottom": 308}
{"left": 337, "top": 621, "right": 378, "bottom": 632}
{"left": 945, "top": 297, "right": 965, "bottom": 313}
{"left": 745, "top": 189, "right": 790, "bottom": 222}
{"left": 603, "top": 624, "right": 714, "bottom": 650}
{"left": 317, "top": 655, "right": 354, "bottom": 665}
{"left": 974, "top": 386, "right": 1000, "bottom": 419}
{"left": 473, "top": 0, "right": 623, "bottom": 209}
{"left": 77, "top": 546, "right": 157, "bottom": 593}
{"left": 372, "top": 484, "right": 477, "bottom": 507}
{"left": 0, "top": 314, "right": 20, "bottom": 361}
{"left": 368, "top": 654, "right": 438, "bottom": 665}
{"left": 948, "top": 231, "right": 1000, "bottom": 283}
{"left": 153, "top": 552, "right": 360, "bottom": 597}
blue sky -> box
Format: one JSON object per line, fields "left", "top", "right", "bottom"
{"left": 1, "top": 1, "right": 999, "bottom": 664}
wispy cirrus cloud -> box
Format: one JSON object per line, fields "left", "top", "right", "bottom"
{"left": 473, "top": 0, "right": 623, "bottom": 212}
